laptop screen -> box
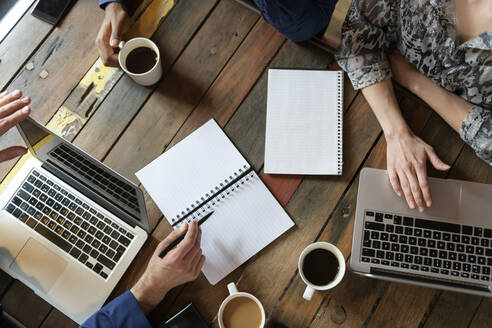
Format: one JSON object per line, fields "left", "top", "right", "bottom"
{"left": 17, "top": 117, "right": 148, "bottom": 229}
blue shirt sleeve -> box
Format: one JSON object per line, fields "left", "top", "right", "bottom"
{"left": 99, "top": 0, "right": 131, "bottom": 9}
{"left": 80, "top": 291, "right": 151, "bottom": 328}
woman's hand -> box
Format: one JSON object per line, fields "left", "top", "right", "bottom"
{"left": 386, "top": 129, "right": 450, "bottom": 212}
{"left": 0, "top": 90, "right": 31, "bottom": 162}
{"left": 95, "top": 2, "right": 131, "bottom": 67}
{"left": 131, "top": 221, "right": 205, "bottom": 314}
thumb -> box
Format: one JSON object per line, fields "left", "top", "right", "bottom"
{"left": 426, "top": 147, "right": 450, "bottom": 171}
{"left": 109, "top": 19, "right": 125, "bottom": 48}
{"left": 154, "top": 223, "right": 188, "bottom": 256}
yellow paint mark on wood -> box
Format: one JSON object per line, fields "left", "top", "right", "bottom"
{"left": 0, "top": 0, "right": 177, "bottom": 191}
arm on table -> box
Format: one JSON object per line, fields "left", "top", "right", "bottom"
{"left": 82, "top": 221, "right": 205, "bottom": 327}
{"left": 335, "top": 0, "right": 448, "bottom": 211}
{"left": 390, "top": 52, "right": 492, "bottom": 165}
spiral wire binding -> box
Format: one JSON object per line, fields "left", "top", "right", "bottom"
{"left": 337, "top": 71, "right": 344, "bottom": 175}
{"left": 171, "top": 164, "right": 255, "bottom": 226}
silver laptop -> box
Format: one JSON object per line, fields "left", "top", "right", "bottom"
{"left": 352, "top": 168, "right": 492, "bottom": 297}
{"left": 0, "top": 117, "right": 149, "bottom": 324}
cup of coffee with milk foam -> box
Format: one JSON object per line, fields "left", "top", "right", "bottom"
{"left": 118, "top": 37, "right": 162, "bottom": 86}
{"left": 218, "top": 282, "right": 265, "bottom": 328}
{"left": 298, "top": 242, "right": 345, "bottom": 301}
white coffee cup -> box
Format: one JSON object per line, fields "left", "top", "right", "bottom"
{"left": 218, "top": 282, "right": 266, "bottom": 328}
{"left": 118, "top": 37, "right": 162, "bottom": 86}
{"left": 298, "top": 242, "right": 346, "bottom": 301}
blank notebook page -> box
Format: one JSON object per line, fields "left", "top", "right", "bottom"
{"left": 265, "top": 69, "right": 343, "bottom": 175}
{"left": 136, "top": 120, "right": 249, "bottom": 223}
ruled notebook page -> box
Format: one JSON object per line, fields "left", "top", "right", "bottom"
{"left": 199, "top": 171, "right": 293, "bottom": 285}
{"left": 136, "top": 120, "right": 249, "bottom": 224}
{"left": 265, "top": 69, "right": 343, "bottom": 175}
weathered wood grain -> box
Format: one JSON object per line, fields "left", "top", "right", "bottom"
{"left": 421, "top": 292, "right": 482, "bottom": 328}
{"left": 0, "top": 3, "right": 52, "bottom": 89}
{"left": 7, "top": 0, "right": 104, "bottom": 124}
{"left": 103, "top": 0, "right": 259, "bottom": 182}
{"left": 73, "top": 0, "right": 219, "bottom": 159}
{"left": 469, "top": 298, "right": 492, "bottom": 328}
{"left": 1, "top": 281, "right": 52, "bottom": 328}
{"left": 39, "top": 309, "right": 78, "bottom": 328}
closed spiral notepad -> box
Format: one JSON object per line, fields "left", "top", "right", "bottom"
{"left": 265, "top": 69, "right": 344, "bottom": 175}
{"left": 136, "top": 119, "right": 294, "bottom": 285}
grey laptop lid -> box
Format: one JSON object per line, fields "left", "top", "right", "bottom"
{"left": 16, "top": 117, "right": 150, "bottom": 232}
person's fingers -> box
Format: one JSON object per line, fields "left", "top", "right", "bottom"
{"left": 426, "top": 146, "right": 450, "bottom": 171}
{"left": 398, "top": 169, "right": 416, "bottom": 210}
{"left": 0, "top": 146, "right": 27, "bottom": 162}
{"left": 0, "top": 97, "right": 30, "bottom": 118}
{"left": 193, "top": 255, "right": 206, "bottom": 277}
{"left": 404, "top": 166, "right": 425, "bottom": 212}
{"left": 109, "top": 13, "right": 129, "bottom": 48}
{"left": 0, "top": 106, "right": 30, "bottom": 136}
{"left": 0, "top": 90, "right": 8, "bottom": 98}
{"left": 415, "top": 162, "right": 432, "bottom": 207}
{"left": 183, "top": 228, "right": 202, "bottom": 262}
{"left": 154, "top": 223, "right": 188, "bottom": 256}
{"left": 0, "top": 90, "right": 22, "bottom": 107}
{"left": 388, "top": 167, "right": 402, "bottom": 197}
{"left": 185, "top": 246, "right": 202, "bottom": 269}
{"left": 174, "top": 220, "right": 198, "bottom": 258}
{"left": 96, "top": 21, "right": 119, "bottom": 67}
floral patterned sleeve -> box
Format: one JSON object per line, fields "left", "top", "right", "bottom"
{"left": 460, "top": 105, "right": 492, "bottom": 165}
{"left": 335, "top": 0, "right": 395, "bottom": 90}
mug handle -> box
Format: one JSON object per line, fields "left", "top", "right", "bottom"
{"left": 303, "top": 286, "right": 315, "bottom": 301}
{"left": 118, "top": 41, "right": 125, "bottom": 49}
{"left": 227, "top": 282, "right": 238, "bottom": 295}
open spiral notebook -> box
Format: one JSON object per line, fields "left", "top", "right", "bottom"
{"left": 136, "top": 119, "right": 294, "bottom": 285}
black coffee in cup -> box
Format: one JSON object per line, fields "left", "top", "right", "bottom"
{"left": 125, "top": 47, "right": 157, "bottom": 74}
{"left": 302, "top": 248, "right": 339, "bottom": 286}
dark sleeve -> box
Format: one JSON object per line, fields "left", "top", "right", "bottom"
{"left": 80, "top": 291, "right": 151, "bottom": 328}
{"left": 335, "top": 0, "right": 394, "bottom": 90}
{"left": 99, "top": 0, "right": 131, "bottom": 9}
{"left": 460, "top": 105, "right": 492, "bottom": 165}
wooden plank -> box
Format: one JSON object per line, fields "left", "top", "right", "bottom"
{"left": 167, "top": 18, "right": 285, "bottom": 148}
{"left": 469, "top": 298, "right": 492, "bottom": 328}
{"left": 40, "top": 309, "right": 78, "bottom": 328}
{"left": 421, "top": 292, "right": 481, "bottom": 328}
{"left": 0, "top": 270, "right": 12, "bottom": 297}
{"left": 0, "top": 3, "right": 53, "bottom": 89}
{"left": 102, "top": 0, "right": 259, "bottom": 182}
{"left": 6, "top": 0, "right": 104, "bottom": 124}
{"left": 1, "top": 281, "right": 52, "bottom": 328}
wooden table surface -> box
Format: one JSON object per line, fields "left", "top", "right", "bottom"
{"left": 1, "top": 1, "right": 491, "bottom": 327}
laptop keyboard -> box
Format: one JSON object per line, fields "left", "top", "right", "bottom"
{"left": 4, "top": 169, "right": 135, "bottom": 280}
{"left": 50, "top": 144, "right": 140, "bottom": 212}
{"left": 361, "top": 210, "right": 492, "bottom": 283}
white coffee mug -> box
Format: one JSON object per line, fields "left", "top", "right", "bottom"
{"left": 298, "top": 242, "right": 346, "bottom": 301}
{"left": 118, "top": 37, "right": 162, "bottom": 86}
{"left": 218, "top": 282, "right": 266, "bottom": 328}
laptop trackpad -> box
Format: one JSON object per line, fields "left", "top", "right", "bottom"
{"left": 10, "top": 238, "right": 68, "bottom": 293}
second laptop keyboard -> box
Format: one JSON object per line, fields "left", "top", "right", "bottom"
{"left": 361, "top": 210, "right": 492, "bottom": 283}
{"left": 4, "top": 169, "right": 135, "bottom": 280}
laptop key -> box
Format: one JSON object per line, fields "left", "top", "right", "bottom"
{"left": 365, "top": 221, "right": 384, "bottom": 231}
{"left": 70, "top": 248, "right": 81, "bottom": 259}
{"left": 118, "top": 235, "right": 130, "bottom": 247}
{"left": 98, "top": 254, "right": 116, "bottom": 270}
{"left": 35, "top": 224, "right": 71, "bottom": 253}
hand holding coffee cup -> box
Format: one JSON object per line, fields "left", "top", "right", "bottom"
{"left": 218, "top": 283, "right": 265, "bottom": 328}
{"left": 118, "top": 37, "right": 163, "bottom": 86}
{"left": 298, "top": 242, "right": 345, "bottom": 301}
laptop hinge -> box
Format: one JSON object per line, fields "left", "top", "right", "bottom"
{"left": 371, "top": 267, "right": 491, "bottom": 293}
{"left": 42, "top": 162, "right": 138, "bottom": 228}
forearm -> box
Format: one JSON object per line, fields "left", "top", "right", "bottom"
{"left": 410, "top": 75, "right": 473, "bottom": 132}
{"left": 362, "top": 77, "right": 410, "bottom": 138}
